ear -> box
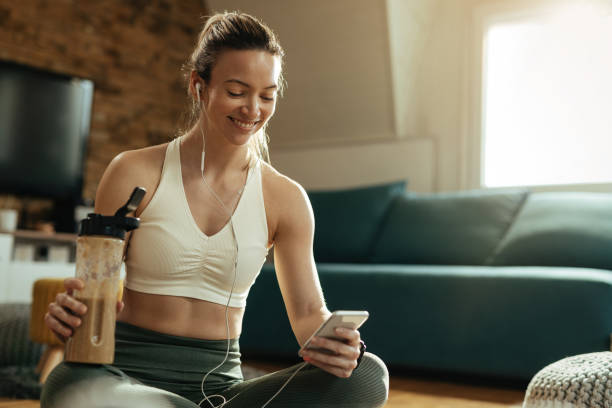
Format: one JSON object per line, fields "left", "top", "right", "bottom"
{"left": 189, "top": 70, "right": 202, "bottom": 100}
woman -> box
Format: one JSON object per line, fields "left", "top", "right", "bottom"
{"left": 42, "top": 11, "right": 389, "bottom": 408}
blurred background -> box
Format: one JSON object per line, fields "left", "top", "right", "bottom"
{"left": 0, "top": 0, "right": 611, "bottom": 231}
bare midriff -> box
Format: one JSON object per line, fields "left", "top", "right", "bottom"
{"left": 117, "top": 288, "right": 245, "bottom": 340}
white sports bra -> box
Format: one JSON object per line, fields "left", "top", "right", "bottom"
{"left": 124, "top": 137, "right": 270, "bottom": 308}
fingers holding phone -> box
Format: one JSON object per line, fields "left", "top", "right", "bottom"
{"left": 298, "top": 311, "right": 368, "bottom": 378}
{"left": 300, "top": 327, "right": 363, "bottom": 378}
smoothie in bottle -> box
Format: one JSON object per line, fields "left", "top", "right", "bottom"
{"left": 64, "top": 187, "right": 145, "bottom": 364}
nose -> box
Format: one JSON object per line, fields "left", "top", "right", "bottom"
{"left": 240, "top": 97, "right": 260, "bottom": 120}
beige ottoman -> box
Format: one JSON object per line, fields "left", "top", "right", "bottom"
{"left": 523, "top": 352, "right": 612, "bottom": 408}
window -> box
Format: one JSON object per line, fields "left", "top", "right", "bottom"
{"left": 481, "top": 2, "right": 612, "bottom": 188}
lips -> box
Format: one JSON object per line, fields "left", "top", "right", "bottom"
{"left": 229, "top": 117, "right": 260, "bottom": 130}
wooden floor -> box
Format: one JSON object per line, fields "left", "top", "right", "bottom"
{"left": 386, "top": 376, "right": 524, "bottom": 408}
{"left": 0, "top": 362, "right": 527, "bottom": 408}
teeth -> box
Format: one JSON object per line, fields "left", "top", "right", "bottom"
{"left": 231, "top": 118, "right": 257, "bottom": 129}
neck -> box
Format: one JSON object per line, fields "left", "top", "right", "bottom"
{"left": 184, "top": 124, "right": 252, "bottom": 177}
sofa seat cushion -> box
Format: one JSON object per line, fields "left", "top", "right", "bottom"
{"left": 313, "top": 263, "right": 612, "bottom": 380}
{"left": 371, "top": 189, "right": 528, "bottom": 265}
{"left": 487, "top": 192, "right": 612, "bottom": 270}
{"left": 307, "top": 180, "right": 406, "bottom": 263}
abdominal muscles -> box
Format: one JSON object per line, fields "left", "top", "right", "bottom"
{"left": 117, "top": 288, "right": 245, "bottom": 340}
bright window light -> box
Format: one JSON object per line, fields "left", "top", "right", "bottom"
{"left": 482, "top": 2, "right": 612, "bottom": 187}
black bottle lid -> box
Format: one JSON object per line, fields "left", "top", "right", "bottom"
{"left": 78, "top": 187, "right": 146, "bottom": 240}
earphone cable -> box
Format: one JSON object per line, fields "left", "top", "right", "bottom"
{"left": 196, "top": 117, "right": 249, "bottom": 408}
{"left": 195, "top": 97, "right": 306, "bottom": 408}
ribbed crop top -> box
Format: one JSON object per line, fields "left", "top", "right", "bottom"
{"left": 124, "top": 137, "right": 270, "bottom": 308}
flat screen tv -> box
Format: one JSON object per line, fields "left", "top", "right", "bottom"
{"left": 0, "top": 60, "right": 94, "bottom": 232}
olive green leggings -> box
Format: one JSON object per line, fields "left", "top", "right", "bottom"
{"left": 41, "top": 322, "right": 389, "bottom": 408}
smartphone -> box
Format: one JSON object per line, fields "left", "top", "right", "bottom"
{"left": 299, "top": 310, "right": 369, "bottom": 355}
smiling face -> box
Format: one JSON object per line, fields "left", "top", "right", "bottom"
{"left": 199, "top": 49, "right": 282, "bottom": 148}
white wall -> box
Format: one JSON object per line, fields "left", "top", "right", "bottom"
{"left": 208, "top": 0, "right": 396, "bottom": 147}
{"left": 386, "top": 0, "right": 440, "bottom": 139}
{"left": 270, "top": 138, "right": 434, "bottom": 192}
{"left": 415, "top": 0, "right": 472, "bottom": 192}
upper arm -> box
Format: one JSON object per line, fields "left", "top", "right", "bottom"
{"left": 94, "top": 149, "right": 160, "bottom": 215}
{"left": 271, "top": 177, "right": 328, "bottom": 322}
{"left": 94, "top": 148, "right": 161, "bottom": 257}
{"left": 95, "top": 151, "right": 141, "bottom": 216}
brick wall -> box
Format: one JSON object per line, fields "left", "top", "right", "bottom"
{"left": 0, "top": 0, "right": 208, "bottom": 216}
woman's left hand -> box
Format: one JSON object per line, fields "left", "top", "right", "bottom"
{"left": 299, "top": 327, "right": 362, "bottom": 378}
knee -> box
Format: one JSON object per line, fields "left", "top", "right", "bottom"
{"left": 349, "top": 352, "right": 389, "bottom": 408}
{"left": 40, "top": 362, "right": 126, "bottom": 408}
{"left": 41, "top": 361, "right": 78, "bottom": 408}
{"left": 41, "top": 362, "right": 184, "bottom": 408}
{"left": 41, "top": 362, "right": 110, "bottom": 408}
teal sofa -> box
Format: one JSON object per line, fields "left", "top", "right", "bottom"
{"left": 240, "top": 182, "right": 612, "bottom": 382}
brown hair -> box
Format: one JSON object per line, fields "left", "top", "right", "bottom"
{"left": 182, "top": 11, "right": 285, "bottom": 163}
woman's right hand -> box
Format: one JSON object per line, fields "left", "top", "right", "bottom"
{"left": 44, "top": 279, "right": 125, "bottom": 343}
{"left": 44, "top": 278, "right": 87, "bottom": 343}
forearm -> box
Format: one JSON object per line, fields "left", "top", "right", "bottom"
{"left": 292, "top": 307, "right": 332, "bottom": 347}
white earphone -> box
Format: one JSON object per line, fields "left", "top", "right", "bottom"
{"left": 196, "top": 82, "right": 201, "bottom": 102}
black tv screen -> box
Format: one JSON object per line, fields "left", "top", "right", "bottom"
{"left": 0, "top": 60, "right": 93, "bottom": 200}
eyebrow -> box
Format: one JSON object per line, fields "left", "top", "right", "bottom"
{"left": 224, "top": 79, "right": 277, "bottom": 89}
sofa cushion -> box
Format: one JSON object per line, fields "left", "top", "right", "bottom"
{"left": 308, "top": 180, "right": 406, "bottom": 263}
{"left": 487, "top": 192, "right": 612, "bottom": 270}
{"left": 371, "top": 188, "right": 529, "bottom": 265}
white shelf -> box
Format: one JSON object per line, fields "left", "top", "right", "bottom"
{"left": 1, "top": 230, "right": 77, "bottom": 303}
{"left": 9, "top": 229, "right": 76, "bottom": 263}
{"left": 12, "top": 229, "right": 77, "bottom": 242}
{"left": 2, "top": 261, "right": 76, "bottom": 303}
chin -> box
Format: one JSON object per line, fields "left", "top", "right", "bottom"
{"left": 225, "top": 128, "right": 262, "bottom": 146}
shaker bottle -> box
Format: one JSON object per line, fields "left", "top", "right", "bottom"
{"left": 64, "top": 187, "right": 145, "bottom": 364}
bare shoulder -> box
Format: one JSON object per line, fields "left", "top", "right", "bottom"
{"left": 261, "top": 162, "right": 310, "bottom": 209}
{"left": 95, "top": 141, "right": 170, "bottom": 216}
{"left": 110, "top": 143, "right": 167, "bottom": 175}
{"left": 260, "top": 162, "right": 313, "bottom": 241}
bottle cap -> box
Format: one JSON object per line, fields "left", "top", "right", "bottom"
{"left": 78, "top": 187, "right": 146, "bottom": 240}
